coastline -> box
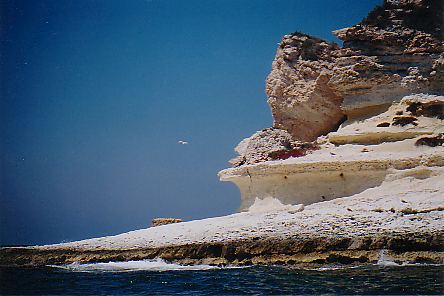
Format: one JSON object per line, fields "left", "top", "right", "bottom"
{"left": 2, "top": 0, "right": 443, "bottom": 269}
{"left": 2, "top": 170, "right": 443, "bottom": 267}
{"left": 1, "top": 233, "right": 442, "bottom": 267}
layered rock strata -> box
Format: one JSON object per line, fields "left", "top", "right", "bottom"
{"left": 1, "top": 170, "right": 443, "bottom": 266}
{"left": 225, "top": 0, "right": 443, "bottom": 214}
{"left": 1, "top": 0, "right": 443, "bottom": 267}
{"left": 221, "top": 95, "right": 444, "bottom": 210}
{"left": 266, "top": 0, "right": 443, "bottom": 142}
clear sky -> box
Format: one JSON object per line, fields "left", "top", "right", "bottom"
{"left": 0, "top": 0, "right": 382, "bottom": 245}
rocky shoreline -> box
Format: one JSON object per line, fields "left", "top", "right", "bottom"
{"left": 1, "top": 167, "right": 443, "bottom": 267}
{"left": 1, "top": 0, "right": 443, "bottom": 268}
{"left": 1, "top": 232, "right": 442, "bottom": 267}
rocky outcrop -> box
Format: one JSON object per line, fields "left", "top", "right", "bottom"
{"left": 1, "top": 1, "right": 443, "bottom": 269}
{"left": 229, "top": 128, "right": 318, "bottom": 166}
{"left": 266, "top": 34, "right": 345, "bottom": 142}
{"left": 221, "top": 1, "right": 443, "bottom": 248}
{"left": 1, "top": 170, "right": 443, "bottom": 266}
{"left": 151, "top": 218, "right": 183, "bottom": 227}
{"left": 260, "top": 0, "right": 443, "bottom": 145}
{"left": 328, "top": 94, "right": 444, "bottom": 145}
{"left": 224, "top": 0, "right": 443, "bottom": 217}
{"left": 221, "top": 94, "right": 444, "bottom": 210}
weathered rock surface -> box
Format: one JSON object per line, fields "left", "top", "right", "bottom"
{"left": 225, "top": 0, "right": 444, "bottom": 221}
{"left": 1, "top": 170, "right": 443, "bottom": 266}
{"left": 214, "top": 0, "right": 444, "bottom": 267}
{"left": 221, "top": 94, "right": 444, "bottom": 210}
{"left": 229, "top": 128, "right": 318, "bottom": 166}
{"left": 151, "top": 218, "right": 183, "bottom": 227}
{"left": 329, "top": 94, "right": 444, "bottom": 145}
{"left": 264, "top": 0, "right": 443, "bottom": 144}
{"left": 266, "top": 34, "right": 344, "bottom": 142}
{"left": 1, "top": 1, "right": 443, "bottom": 268}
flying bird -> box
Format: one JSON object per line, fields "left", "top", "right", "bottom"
{"left": 177, "top": 140, "right": 189, "bottom": 145}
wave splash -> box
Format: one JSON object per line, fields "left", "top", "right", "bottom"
{"left": 50, "top": 258, "right": 222, "bottom": 272}
{"left": 377, "top": 249, "right": 400, "bottom": 267}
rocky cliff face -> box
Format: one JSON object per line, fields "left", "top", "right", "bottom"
{"left": 221, "top": 94, "right": 444, "bottom": 210}
{"left": 222, "top": 0, "right": 443, "bottom": 211}
{"left": 1, "top": 0, "right": 443, "bottom": 268}
{"left": 266, "top": 0, "right": 443, "bottom": 143}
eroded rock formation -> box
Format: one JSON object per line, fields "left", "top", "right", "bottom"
{"left": 222, "top": 0, "right": 443, "bottom": 212}
{"left": 1, "top": 0, "right": 443, "bottom": 268}
{"left": 1, "top": 169, "right": 443, "bottom": 266}
{"left": 229, "top": 128, "right": 319, "bottom": 166}
{"left": 239, "top": 0, "right": 444, "bottom": 151}
{"left": 220, "top": 95, "right": 444, "bottom": 210}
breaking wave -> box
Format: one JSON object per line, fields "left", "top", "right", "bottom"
{"left": 50, "top": 258, "right": 226, "bottom": 272}
{"left": 377, "top": 249, "right": 400, "bottom": 267}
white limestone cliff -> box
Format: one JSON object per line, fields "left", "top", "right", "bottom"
{"left": 220, "top": 94, "right": 443, "bottom": 211}
{"left": 220, "top": 0, "right": 444, "bottom": 212}
{"left": 1, "top": 0, "right": 443, "bottom": 268}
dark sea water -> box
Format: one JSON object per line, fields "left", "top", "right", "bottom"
{"left": 0, "top": 260, "right": 443, "bottom": 295}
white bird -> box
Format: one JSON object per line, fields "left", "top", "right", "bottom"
{"left": 177, "top": 140, "right": 189, "bottom": 145}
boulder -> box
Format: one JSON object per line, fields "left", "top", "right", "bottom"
{"left": 151, "top": 218, "right": 183, "bottom": 227}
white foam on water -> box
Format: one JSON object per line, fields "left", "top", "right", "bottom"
{"left": 308, "top": 265, "right": 365, "bottom": 271}
{"left": 50, "top": 258, "right": 225, "bottom": 272}
{"left": 377, "top": 249, "right": 400, "bottom": 267}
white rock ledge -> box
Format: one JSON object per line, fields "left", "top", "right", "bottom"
{"left": 219, "top": 144, "right": 444, "bottom": 211}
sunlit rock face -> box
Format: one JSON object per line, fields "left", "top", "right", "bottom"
{"left": 221, "top": 0, "right": 444, "bottom": 210}
{"left": 266, "top": 33, "right": 344, "bottom": 142}
{"left": 329, "top": 94, "right": 444, "bottom": 145}
{"left": 219, "top": 94, "right": 444, "bottom": 210}
{"left": 229, "top": 128, "right": 318, "bottom": 166}
{"left": 266, "top": 0, "right": 443, "bottom": 142}
{"left": 1, "top": 0, "right": 444, "bottom": 268}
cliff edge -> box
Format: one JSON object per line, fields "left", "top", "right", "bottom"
{"left": 1, "top": 0, "right": 443, "bottom": 267}
{"left": 221, "top": 0, "right": 444, "bottom": 212}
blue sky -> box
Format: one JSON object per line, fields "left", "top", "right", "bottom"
{"left": 0, "top": 0, "right": 382, "bottom": 245}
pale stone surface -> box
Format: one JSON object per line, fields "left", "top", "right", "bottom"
{"left": 266, "top": 34, "right": 344, "bottom": 142}
{"left": 265, "top": 0, "right": 443, "bottom": 142}
{"left": 230, "top": 0, "right": 443, "bottom": 164}
{"left": 37, "top": 167, "right": 443, "bottom": 253}
{"left": 3, "top": 166, "right": 442, "bottom": 266}
{"left": 222, "top": 93, "right": 443, "bottom": 210}
{"left": 329, "top": 94, "right": 444, "bottom": 144}
{"left": 220, "top": 141, "right": 444, "bottom": 210}
{"left": 2, "top": 1, "right": 443, "bottom": 268}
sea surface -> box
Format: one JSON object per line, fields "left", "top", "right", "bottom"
{"left": 0, "top": 259, "right": 443, "bottom": 295}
